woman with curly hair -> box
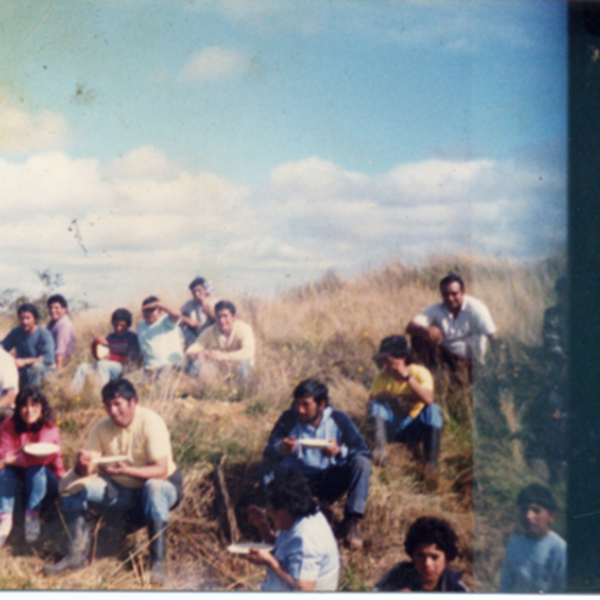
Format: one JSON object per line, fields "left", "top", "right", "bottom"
{"left": 0, "top": 386, "right": 65, "bottom": 546}
{"left": 374, "top": 516, "right": 468, "bottom": 592}
{"left": 246, "top": 469, "right": 339, "bottom": 591}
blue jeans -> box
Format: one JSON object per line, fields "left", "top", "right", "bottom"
{"left": 62, "top": 477, "right": 178, "bottom": 523}
{"left": 19, "top": 363, "right": 51, "bottom": 388}
{"left": 260, "top": 453, "right": 371, "bottom": 517}
{"left": 0, "top": 466, "right": 60, "bottom": 513}
{"left": 71, "top": 360, "right": 124, "bottom": 393}
{"left": 369, "top": 400, "right": 443, "bottom": 442}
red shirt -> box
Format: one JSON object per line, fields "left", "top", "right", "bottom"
{"left": 0, "top": 417, "right": 65, "bottom": 477}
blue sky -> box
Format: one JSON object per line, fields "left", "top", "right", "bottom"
{"left": 0, "top": 0, "right": 567, "bottom": 307}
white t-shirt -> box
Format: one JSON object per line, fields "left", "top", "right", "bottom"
{"left": 412, "top": 294, "right": 497, "bottom": 362}
{"left": 0, "top": 346, "right": 18, "bottom": 395}
{"left": 137, "top": 314, "right": 184, "bottom": 369}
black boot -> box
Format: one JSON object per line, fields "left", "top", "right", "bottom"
{"left": 339, "top": 513, "right": 363, "bottom": 550}
{"left": 423, "top": 426, "right": 441, "bottom": 468}
{"left": 370, "top": 416, "right": 388, "bottom": 467}
{"left": 148, "top": 520, "right": 168, "bottom": 586}
{"left": 43, "top": 514, "right": 90, "bottom": 575}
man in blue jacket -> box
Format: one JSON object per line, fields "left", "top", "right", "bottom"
{"left": 260, "top": 378, "right": 371, "bottom": 549}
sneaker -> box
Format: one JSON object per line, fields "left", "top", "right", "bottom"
{"left": 25, "top": 512, "right": 41, "bottom": 544}
{"left": 0, "top": 514, "right": 13, "bottom": 547}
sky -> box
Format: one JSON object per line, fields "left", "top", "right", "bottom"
{"left": 0, "top": 0, "right": 567, "bottom": 308}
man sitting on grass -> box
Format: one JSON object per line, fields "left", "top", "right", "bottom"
{"left": 406, "top": 273, "right": 498, "bottom": 376}
{"left": 71, "top": 308, "right": 141, "bottom": 393}
{"left": 185, "top": 300, "right": 255, "bottom": 386}
{"left": 368, "top": 335, "right": 441, "bottom": 471}
{"left": 46, "top": 294, "right": 77, "bottom": 371}
{"left": 2, "top": 304, "right": 55, "bottom": 388}
{"left": 374, "top": 516, "right": 468, "bottom": 592}
{"left": 43, "top": 378, "right": 183, "bottom": 585}
{"left": 137, "top": 296, "right": 184, "bottom": 377}
{"left": 499, "top": 483, "right": 566, "bottom": 593}
{"left": 179, "top": 276, "right": 216, "bottom": 348}
{"left": 260, "top": 379, "right": 371, "bottom": 549}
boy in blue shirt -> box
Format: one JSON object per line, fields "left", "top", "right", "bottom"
{"left": 499, "top": 483, "right": 566, "bottom": 592}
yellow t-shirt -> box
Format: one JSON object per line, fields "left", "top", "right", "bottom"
{"left": 370, "top": 364, "right": 434, "bottom": 419}
{"left": 86, "top": 405, "right": 177, "bottom": 488}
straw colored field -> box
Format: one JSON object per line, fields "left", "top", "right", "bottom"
{"left": 0, "top": 253, "right": 565, "bottom": 591}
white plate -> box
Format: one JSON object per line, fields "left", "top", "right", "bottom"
{"left": 92, "top": 454, "right": 129, "bottom": 465}
{"left": 23, "top": 442, "right": 60, "bottom": 457}
{"left": 297, "top": 438, "right": 331, "bottom": 449}
{"left": 227, "top": 542, "right": 274, "bottom": 555}
{"left": 93, "top": 344, "right": 110, "bottom": 360}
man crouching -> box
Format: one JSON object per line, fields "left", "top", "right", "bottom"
{"left": 43, "top": 378, "right": 183, "bottom": 585}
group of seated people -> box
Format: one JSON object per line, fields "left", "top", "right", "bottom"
{"left": 0, "top": 272, "right": 566, "bottom": 592}
{"left": 0, "top": 277, "right": 257, "bottom": 397}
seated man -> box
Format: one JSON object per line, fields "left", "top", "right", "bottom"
{"left": 43, "top": 378, "right": 184, "bottom": 585}
{"left": 179, "top": 277, "right": 216, "bottom": 348}
{"left": 406, "top": 273, "right": 498, "bottom": 373}
{"left": 71, "top": 308, "right": 141, "bottom": 393}
{"left": 374, "top": 516, "right": 468, "bottom": 592}
{"left": 186, "top": 300, "right": 255, "bottom": 384}
{"left": 260, "top": 379, "right": 371, "bottom": 549}
{"left": 369, "top": 336, "right": 441, "bottom": 469}
{"left": 2, "top": 304, "right": 55, "bottom": 388}
{"left": 0, "top": 346, "right": 18, "bottom": 410}
{"left": 46, "top": 294, "right": 77, "bottom": 371}
{"left": 137, "top": 297, "right": 184, "bottom": 376}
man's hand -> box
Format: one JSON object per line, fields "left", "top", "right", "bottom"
{"left": 321, "top": 438, "right": 340, "bottom": 457}
{"left": 278, "top": 436, "right": 297, "bottom": 455}
{"left": 101, "top": 460, "right": 130, "bottom": 477}
{"left": 207, "top": 349, "right": 226, "bottom": 362}
{"left": 75, "top": 450, "right": 95, "bottom": 476}
{"left": 15, "top": 357, "right": 38, "bottom": 369}
{"left": 93, "top": 336, "right": 109, "bottom": 346}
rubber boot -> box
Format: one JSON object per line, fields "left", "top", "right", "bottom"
{"left": 43, "top": 514, "right": 90, "bottom": 575}
{"left": 340, "top": 513, "right": 363, "bottom": 550}
{"left": 370, "top": 416, "right": 388, "bottom": 467}
{"left": 423, "top": 426, "right": 441, "bottom": 491}
{"left": 423, "top": 426, "right": 441, "bottom": 468}
{"left": 148, "top": 520, "right": 168, "bottom": 586}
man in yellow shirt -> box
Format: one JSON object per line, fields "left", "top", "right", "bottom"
{"left": 44, "top": 378, "right": 183, "bottom": 585}
{"left": 369, "top": 336, "right": 442, "bottom": 469}
{"left": 186, "top": 300, "right": 255, "bottom": 386}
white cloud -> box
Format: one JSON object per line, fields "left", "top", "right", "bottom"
{"left": 180, "top": 47, "right": 248, "bottom": 81}
{"left": 0, "top": 148, "right": 565, "bottom": 308}
{"left": 0, "top": 98, "right": 68, "bottom": 154}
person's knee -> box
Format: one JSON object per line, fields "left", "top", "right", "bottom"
{"left": 349, "top": 453, "right": 371, "bottom": 474}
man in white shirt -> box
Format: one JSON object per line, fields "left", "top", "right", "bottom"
{"left": 0, "top": 346, "right": 18, "bottom": 411}
{"left": 406, "top": 274, "right": 498, "bottom": 373}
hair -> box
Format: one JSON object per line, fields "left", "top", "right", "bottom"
{"left": 17, "top": 303, "right": 39, "bottom": 322}
{"left": 142, "top": 296, "right": 159, "bottom": 307}
{"left": 293, "top": 378, "right": 329, "bottom": 406}
{"left": 215, "top": 300, "right": 236, "bottom": 315}
{"left": 101, "top": 378, "right": 138, "bottom": 404}
{"left": 374, "top": 335, "right": 414, "bottom": 366}
{"left": 404, "top": 516, "right": 459, "bottom": 562}
{"left": 439, "top": 273, "right": 465, "bottom": 292}
{"left": 266, "top": 469, "right": 318, "bottom": 520}
{"left": 13, "top": 386, "right": 54, "bottom": 434}
{"left": 517, "top": 483, "right": 557, "bottom": 514}
{"left": 111, "top": 308, "right": 132, "bottom": 328}
{"left": 189, "top": 276, "right": 207, "bottom": 291}
{"left": 47, "top": 294, "right": 68, "bottom": 309}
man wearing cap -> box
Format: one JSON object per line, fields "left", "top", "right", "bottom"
{"left": 406, "top": 273, "right": 498, "bottom": 374}
{"left": 369, "top": 335, "right": 441, "bottom": 470}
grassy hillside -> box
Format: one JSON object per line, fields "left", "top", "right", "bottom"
{"left": 0, "top": 253, "right": 566, "bottom": 591}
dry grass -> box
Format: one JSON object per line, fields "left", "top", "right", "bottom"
{"left": 0, "top": 253, "right": 565, "bottom": 591}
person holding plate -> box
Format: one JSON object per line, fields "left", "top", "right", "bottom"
{"left": 246, "top": 469, "right": 339, "bottom": 591}
{"left": 260, "top": 379, "right": 371, "bottom": 549}
{"left": 43, "top": 378, "right": 183, "bottom": 585}
{"left": 0, "top": 386, "right": 65, "bottom": 546}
